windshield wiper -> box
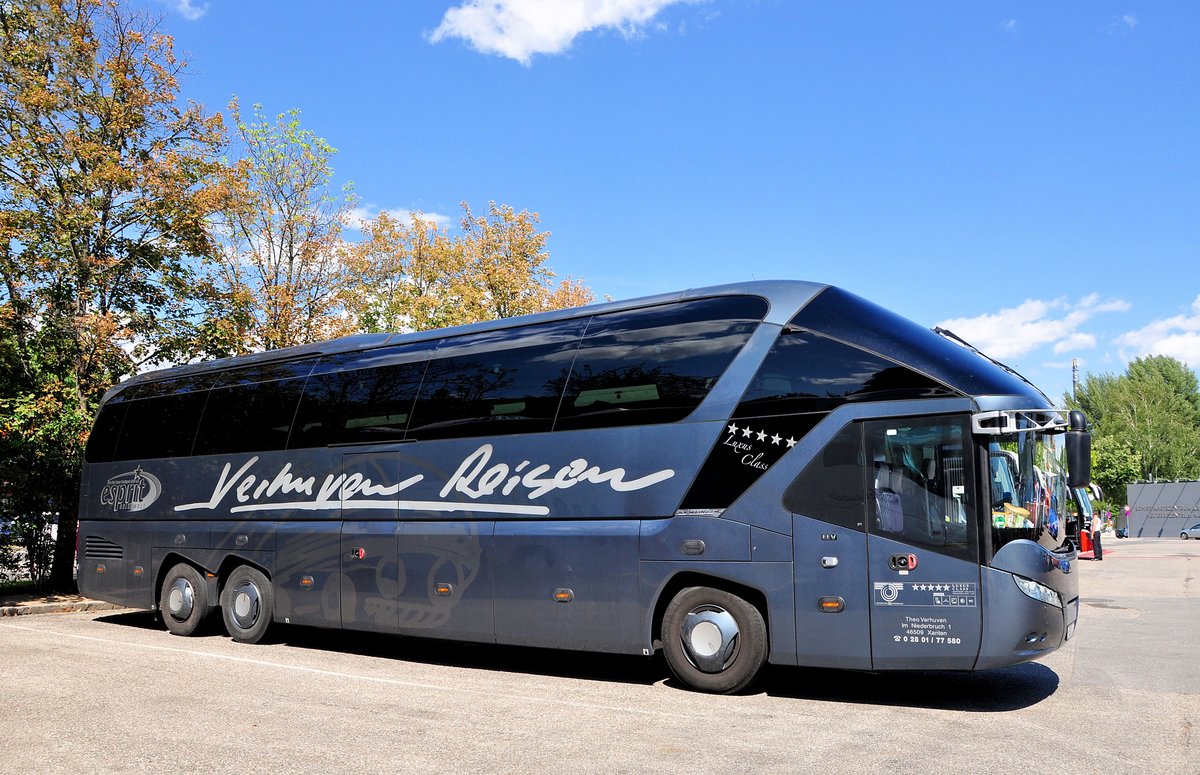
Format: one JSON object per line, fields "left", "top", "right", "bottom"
{"left": 932, "top": 326, "right": 1052, "bottom": 404}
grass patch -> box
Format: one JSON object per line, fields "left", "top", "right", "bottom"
{"left": 0, "top": 578, "right": 36, "bottom": 596}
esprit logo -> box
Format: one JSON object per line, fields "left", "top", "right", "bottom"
{"left": 99, "top": 468, "right": 162, "bottom": 512}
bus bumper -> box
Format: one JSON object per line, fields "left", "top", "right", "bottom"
{"left": 976, "top": 541, "right": 1079, "bottom": 670}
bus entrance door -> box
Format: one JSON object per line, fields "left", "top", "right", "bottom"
{"left": 863, "top": 417, "right": 982, "bottom": 670}
{"left": 339, "top": 453, "right": 400, "bottom": 634}
{"left": 866, "top": 535, "right": 982, "bottom": 670}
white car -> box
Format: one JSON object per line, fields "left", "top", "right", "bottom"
{"left": 1181, "top": 523, "right": 1200, "bottom": 539}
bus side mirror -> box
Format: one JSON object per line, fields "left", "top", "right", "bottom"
{"left": 1066, "top": 410, "right": 1091, "bottom": 489}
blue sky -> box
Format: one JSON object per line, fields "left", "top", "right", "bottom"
{"left": 157, "top": 1, "right": 1198, "bottom": 403}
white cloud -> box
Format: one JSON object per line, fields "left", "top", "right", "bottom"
{"left": 1000, "top": 19, "right": 1017, "bottom": 33}
{"left": 1053, "top": 332, "right": 1096, "bottom": 354}
{"left": 429, "top": 0, "right": 697, "bottom": 66}
{"left": 936, "top": 295, "right": 1129, "bottom": 360}
{"left": 1114, "top": 294, "right": 1200, "bottom": 366}
{"left": 346, "top": 206, "right": 453, "bottom": 231}
{"left": 171, "top": 0, "right": 208, "bottom": 21}
{"left": 1118, "top": 14, "right": 1137, "bottom": 29}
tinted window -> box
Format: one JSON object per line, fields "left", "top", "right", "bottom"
{"left": 112, "top": 391, "right": 208, "bottom": 461}
{"left": 734, "top": 329, "right": 954, "bottom": 418}
{"left": 408, "top": 321, "right": 584, "bottom": 440}
{"left": 556, "top": 296, "right": 767, "bottom": 430}
{"left": 791, "top": 286, "right": 1024, "bottom": 399}
{"left": 784, "top": 423, "right": 866, "bottom": 530}
{"left": 84, "top": 402, "right": 127, "bottom": 463}
{"left": 193, "top": 377, "right": 306, "bottom": 455}
{"left": 291, "top": 345, "right": 432, "bottom": 448}
{"left": 214, "top": 360, "right": 314, "bottom": 386}
{"left": 131, "top": 373, "right": 217, "bottom": 398}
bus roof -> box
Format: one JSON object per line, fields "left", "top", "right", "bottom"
{"left": 104, "top": 279, "right": 1050, "bottom": 409}
{"left": 105, "top": 280, "right": 827, "bottom": 399}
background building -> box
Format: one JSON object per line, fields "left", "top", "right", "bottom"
{"left": 1125, "top": 481, "right": 1200, "bottom": 538}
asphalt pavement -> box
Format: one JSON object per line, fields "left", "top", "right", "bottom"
{"left": 0, "top": 538, "right": 1196, "bottom": 773}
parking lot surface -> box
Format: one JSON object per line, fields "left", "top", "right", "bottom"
{"left": 1, "top": 538, "right": 1196, "bottom": 773}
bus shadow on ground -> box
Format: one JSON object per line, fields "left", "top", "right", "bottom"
{"left": 277, "top": 623, "right": 668, "bottom": 687}
{"left": 760, "top": 662, "right": 1059, "bottom": 711}
{"left": 96, "top": 611, "right": 665, "bottom": 687}
{"left": 96, "top": 611, "right": 1059, "bottom": 709}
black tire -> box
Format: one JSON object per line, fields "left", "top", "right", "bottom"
{"left": 661, "top": 586, "right": 767, "bottom": 694}
{"left": 221, "top": 565, "right": 273, "bottom": 644}
{"left": 160, "top": 563, "right": 209, "bottom": 636}
{"left": 1182, "top": 533, "right": 1189, "bottom": 540}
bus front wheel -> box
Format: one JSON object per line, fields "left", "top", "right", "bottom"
{"left": 661, "top": 586, "right": 767, "bottom": 693}
{"left": 160, "top": 563, "right": 209, "bottom": 636}
{"left": 221, "top": 566, "right": 273, "bottom": 644}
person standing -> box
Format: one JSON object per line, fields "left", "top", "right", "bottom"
{"left": 1092, "top": 507, "right": 1104, "bottom": 560}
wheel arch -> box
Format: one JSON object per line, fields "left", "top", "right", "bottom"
{"left": 216, "top": 554, "right": 272, "bottom": 589}
{"left": 651, "top": 571, "right": 769, "bottom": 649}
{"left": 155, "top": 553, "right": 217, "bottom": 610}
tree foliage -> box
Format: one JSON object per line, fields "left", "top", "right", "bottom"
{"left": 342, "top": 210, "right": 465, "bottom": 332}
{"left": 1, "top": 1, "right": 596, "bottom": 589}
{"left": 1067, "top": 355, "right": 1200, "bottom": 493}
{"left": 198, "top": 100, "right": 355, "bottom": 355}
{"left": 1089, "top": 435, "right": 1142, "bottom": 507}
{"left": 0, "top": 0, "right": 229, "bottom": 586}
{"left": 345, "top": 202, "right": 594, "bottom": 334}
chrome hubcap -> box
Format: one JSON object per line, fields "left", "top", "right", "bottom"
{"left": 681, "top": 605, "right": 740, "bottom": 673}
{"left": 231, "top": 582, "right": 261, "bottom": 629}
{"left": 167, "top": 578, "right": 194, "bottom": 621}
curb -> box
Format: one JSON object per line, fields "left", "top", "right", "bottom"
{"left": 0, "top": 600, "right": 129, "bottom": 617}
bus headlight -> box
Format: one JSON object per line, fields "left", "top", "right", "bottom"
{"left": 1013, "top": 575, "right": 1063, "bottom": 609}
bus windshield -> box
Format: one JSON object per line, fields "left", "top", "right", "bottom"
{"left": 989, "top": 428, "right": 1069, "bottom": 553}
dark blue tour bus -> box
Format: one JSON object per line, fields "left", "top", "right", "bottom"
{"left": 78, "top": 281, "right": 1090, "bottom": 692}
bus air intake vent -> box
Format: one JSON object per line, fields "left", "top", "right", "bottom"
{"left": 84, "top": 536, "right": 124, "bottom": 560}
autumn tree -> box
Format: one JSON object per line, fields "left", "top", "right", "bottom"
{"left": 345, "top": 201, "right": 594, "bottom": 334}
{"left": 0, "top": 0, "right": 228, "bottom": 587}
{"left": 458, "top": 201, "right": 593, "bottom": 320}
{"left": 342, "top": 210, "right": 468, "bottom": 332}
{"left": 198, "top": 100, "right": 356, "bottom": 355}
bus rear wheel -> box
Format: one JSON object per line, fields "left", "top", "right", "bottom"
{"left": 221, "top": 566, "right": 273, "bottom": 644}
{"left": 661, "top": 586, "right": 767, "bottom": 694}
{"left": 160, "top": 563, "right": 209, "bottom": 636}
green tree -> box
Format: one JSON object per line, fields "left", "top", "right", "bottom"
{"left": 198, "top": 99, "right": 356, "bottom": 355}
{"left": 1109, "top": 364, "right": 1200, "bottom": 481}
{"left": 0, "top": 0, "right": 229, "bottom": 586}
{"left": 1089, "top": 435, "right": 1142, "bottom": 506}
{"left": 1067, "top": 355, "right": 1200, "bottom": 485}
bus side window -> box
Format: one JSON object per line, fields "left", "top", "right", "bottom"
{"left": 85, "top": 401, "right": 128, "bottom": 463}
{"left": 783, "top": 423, "right": 866, "bottom": 530}
{"left": 407, "top": 320, "right": 585, "bottom": 440}
{"left": 193, "top": 377, "right": 307, "bottom": 456}
{"left": 733, "top": 329, "right": 953, "bottom": 418}
{"left": 555, "top": 296, "right": 766, "bottom": 431}
{"left": 292, "top": 360, "right": 426, "bottom": 447}
{"left": 107, "top": 374, "right": 216, "bottom": 461}
{"left": 112, "top": 391, "right": 209, "bottom": 461}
